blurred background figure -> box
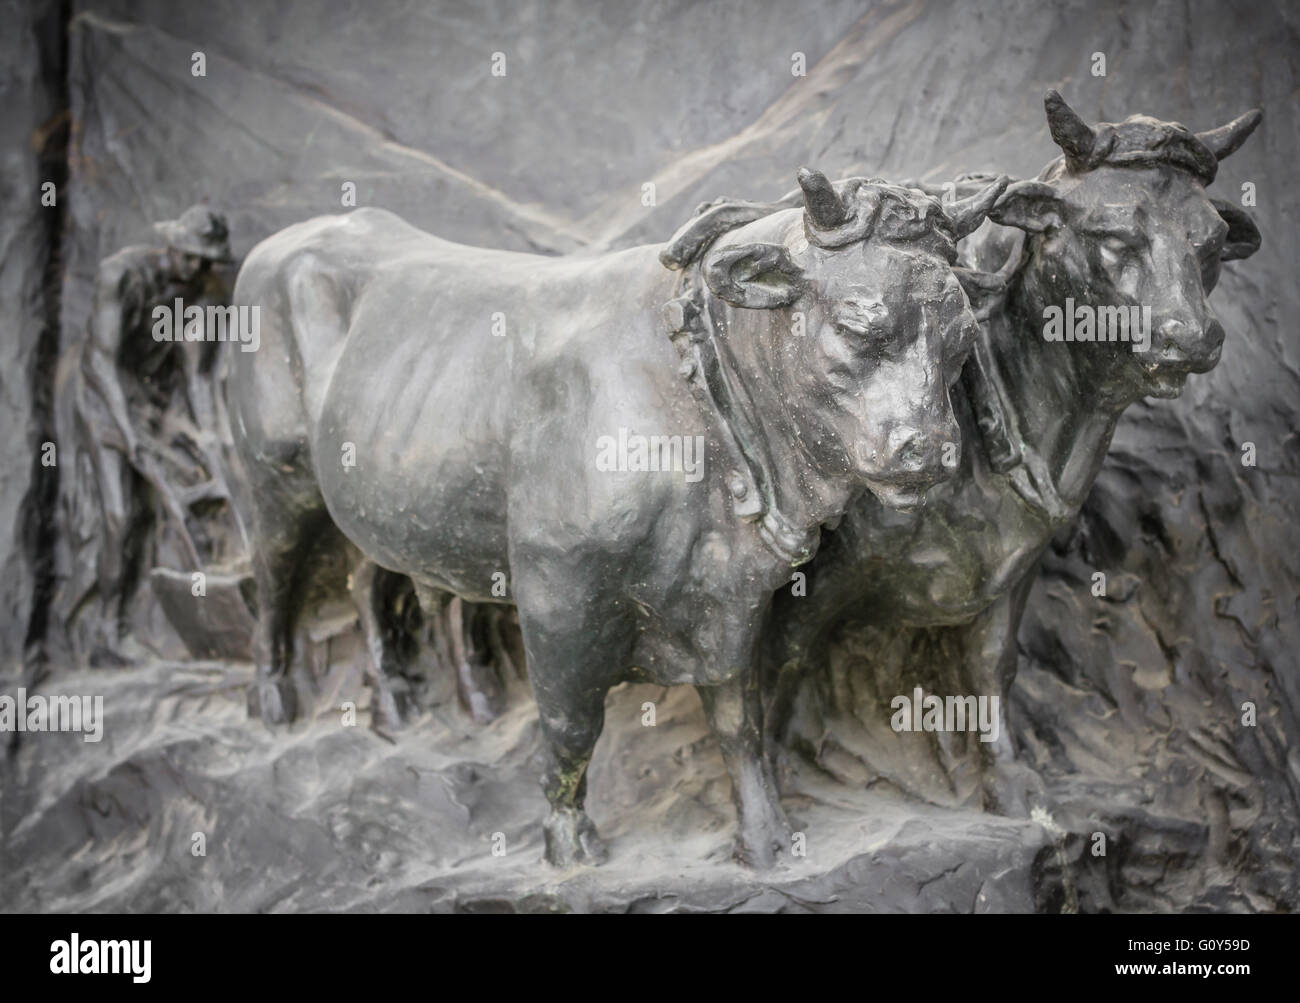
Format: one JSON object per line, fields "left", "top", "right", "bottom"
{"left": 72, "top": 204, "right": 234, "bottom": 664}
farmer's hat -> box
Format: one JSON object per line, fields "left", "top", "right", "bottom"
{"left": 154, "top": 205, "right": 233, "bottom": 262}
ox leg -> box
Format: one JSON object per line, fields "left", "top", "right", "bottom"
{"left": 409, "top": 584, "right": 505, "bottom": 723}
{"left": 530, "top": 669, "right": 609, "bottom": 867}
{"left": 511, "top": 555, "right": 619, "bottom": 865}
{"left": 699, "top": 672, "right": 792, "bottom": 869}
{"left": 250, "top": 546, "right": 302, "bottom": 724}
{"left": 448, "top": 597, "right": 506, "bottom": 723}
{"left": 247, "top": 505, "right": 331, "bottom": 724}
{"left": 961, "top": 572, "right": 1046, "bottom": 816}
{"left": 348, "top": 555, "right": 419, "bottom": 731}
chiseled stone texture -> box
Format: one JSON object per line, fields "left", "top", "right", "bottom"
{"left": 0, "top": 0, "right": 61, "bottom": 677}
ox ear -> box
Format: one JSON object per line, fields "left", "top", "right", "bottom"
{"left": 703, "top": 243, "right": 804, "bottom": 309}
{"left": 953, "top": 267, "right": 1005, "bottom": 322}
{"left": 1209, "top": 197, "right": 1262, "bottom": 261}
{"left": 987, "top": 180, "right": 1064, "bottom": 234}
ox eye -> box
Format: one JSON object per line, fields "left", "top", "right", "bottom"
{"left": 1192, "top": 220, "right": 1228, "bottom": 256}
{"left": 1098, "top": 235, "right": 1132, "bottom": 267}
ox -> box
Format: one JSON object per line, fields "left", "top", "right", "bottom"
{"left": 766, "top": 91, "right": 1264, "bottom": 813}
{"left": 225, "top": 168, "right": 1006, "bottom": 866}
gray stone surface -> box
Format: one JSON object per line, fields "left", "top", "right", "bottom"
{"left": 0, "top": 0, "right": 62, "bottom": 677}
{"left": 0, "top": 661, "right": 1074, "bottom": 913}
{"left": 2, "top": 0, "right": 1296, "bottom": 912}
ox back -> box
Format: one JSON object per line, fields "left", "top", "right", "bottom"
{"left": 230, "top": 207, "right": 711, "bottom": 603}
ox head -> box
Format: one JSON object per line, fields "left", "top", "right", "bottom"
{"left": 699, "top": 169, "right": 1006, "bottom": 510}
{"left": 990, "top": 90, "right": 1262, "bottom": 400}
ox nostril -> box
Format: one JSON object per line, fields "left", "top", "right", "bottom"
{"left": 1156, "top": 317, "right": 1221, "bottom": 367}
{"left": 1191, "top": 319, "right": 1226, "bottom": 370}
{"left": 888, "top": 427, "right": 934, "bottom": 474}
{"left": 1156, "top": 319, "right": 1189, "bottom": 354}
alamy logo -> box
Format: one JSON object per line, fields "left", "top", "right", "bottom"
{"left": 594, "top": 428, "right": 705, "bottom": 483}
{"left": 890, "top": 687, "right": 1000, "bottom": 744}
{"left": 50, "top": 934, "right": 151, "bottom": 983}
{"left": 0, "top": 689, "right": 103, "bottom": 742}
{"left": 1042, "top": 298, "right": 1151, "bottom": 352}
{"left": 152, "top": 298, "right": 261, "bottom": 352}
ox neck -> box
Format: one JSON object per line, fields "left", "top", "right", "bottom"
{"left": 973, "top": 234, "right": 1129, "bottom": 520}
{"left": 662, "top": 270, "right": 841, "bottom": 567}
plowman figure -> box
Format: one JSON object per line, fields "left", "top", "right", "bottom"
{"left": 74, "top": 204, "right": 234, "bottom": 663}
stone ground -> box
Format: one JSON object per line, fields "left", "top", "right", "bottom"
{"left": 2, "top": 652, "right": 1086, "bottom": 914}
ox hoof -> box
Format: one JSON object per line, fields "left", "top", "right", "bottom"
{"left": 250, "top": 674, "right": 300, "bottom": 725}
{"left": 983, "top": 759, "right": 1046, "bottom": 818}
{"left": 457, "top": 659, "right": 505, "bottom": 724}
{"left": 371, "top": 681, "right": 420, "bottom": 732}
{"left": 543, "top": 809, "right": 608, "bottom": 867}
{"left": 734, "top": 816, "right": 793, "bottom": 870}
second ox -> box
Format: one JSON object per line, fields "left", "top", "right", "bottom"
{"left": 765, "top": 92, "right": 1264, "bottom": 815}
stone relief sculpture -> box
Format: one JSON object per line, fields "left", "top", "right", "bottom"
{"left": 764, "top": 91, "right": 1264, "bottom": 814}
{"left": 45, "top": 90, "right": 1265, "bottom": 879}
{"left": 3, "top": 0, "right": 1294, "bottom": 923}
{"left": 6, "top": 0, "right": 1292, "bottom": 917}
{"left": 223, "top": 169, "right": 1008, "bottom": 866}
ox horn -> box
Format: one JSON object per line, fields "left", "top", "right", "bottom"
{"left": 946, "top": 175, "right": 1010, "bottom": 239}
{"left": 1196, "top": 108, "right": 1263, "bottom": 162}
{"left": 797, "top": 167, "right": 846, "bottom": 229}
{"left": 1044, "top": 89, "right": 1097, "bottom": 171}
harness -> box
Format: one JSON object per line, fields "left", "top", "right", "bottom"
{"left": 958, "top": 229, "right": 1071, "bottom": 523}
{"left": 661, "top": 261, "right": 821, "bottom": 566}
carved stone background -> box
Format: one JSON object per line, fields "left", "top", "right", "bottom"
{"left": 1, "top": 0, "right": 1296, "bottom": 912}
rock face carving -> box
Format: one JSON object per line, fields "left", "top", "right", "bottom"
{"left": 224, "top": 170, "right": 1005, "bottom": 866}
{"left": 764, "top": 92, "right": 1264, "bottom": 813}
